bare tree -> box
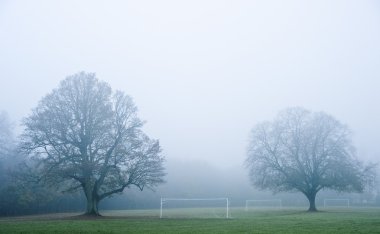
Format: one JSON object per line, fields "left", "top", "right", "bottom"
{"left": 246, "top": 107, "right": 375, "bottom": 211}
{"left": 21, "top": 72, "right": 165, "bottom": 216}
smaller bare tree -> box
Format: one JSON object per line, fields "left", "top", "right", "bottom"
{"left": 246, "top": 107, "right": 375, "bottom": 211}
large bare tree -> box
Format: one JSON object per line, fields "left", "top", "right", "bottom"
{"left": 246, "top": 107, "right": 374, "bottom": 211}
{"left": 21, "top": 72, "right": 165, "bottom": 215}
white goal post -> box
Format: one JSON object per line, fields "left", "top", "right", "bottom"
{"left": 245, "top": 199, "right": 283, "bottom": 211}
{"left": 160, "top": 197, "right": 229, "bottom": 219}
{"left": 323, "top": 199, "right": 350, "bottom": 208}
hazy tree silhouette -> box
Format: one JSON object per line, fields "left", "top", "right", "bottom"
{"left": 246, "top": 107, "right": 375, "bottom": 211}
{"left": 21, "top": 72, "right": 165, "bottom": 216}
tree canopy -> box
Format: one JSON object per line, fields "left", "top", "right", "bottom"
{"left": 21, "top": 72, "right": 165, "bottom": 215}
{"left": 246, "top": 107, "right": 375, "bottom": 211}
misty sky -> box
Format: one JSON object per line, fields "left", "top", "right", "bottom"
{"left": 0, "top": 0, "right": 379, "bottom": 168}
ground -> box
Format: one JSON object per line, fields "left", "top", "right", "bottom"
{"left": 1, "top": 207, "right": 380, "bottom": 233}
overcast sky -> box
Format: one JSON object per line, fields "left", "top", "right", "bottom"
{"left": 0, "top": 0, "right": 379, "bottom": 168}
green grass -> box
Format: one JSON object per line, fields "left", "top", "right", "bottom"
{"left": 1, "top": 207, "right": 380, "bottom": 233}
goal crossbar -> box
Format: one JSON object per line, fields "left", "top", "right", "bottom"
{"left": 162, "top": 198, "right": 228, "bottom": 201}
{"left": 160, "top": 197, "right": 229, "bottom": 218}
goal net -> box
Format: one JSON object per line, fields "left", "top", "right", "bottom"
{"left": 160, "top": 198, "right": 229, "bottom": 219}
{"left": 323, "top": 199, "right": 350, "bottom": 208}
{"left": 245, "top": 199, "right": 282, "bottom": 211}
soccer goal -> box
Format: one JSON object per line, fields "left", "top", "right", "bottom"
{"left": 160, "top": 198, "right": 229, "bottom": 219}
{"left": 245, "top": 199, "right": 282, "bottom": 211}
{"left": 323, "top": 199, "right": 350, "bottom": 208}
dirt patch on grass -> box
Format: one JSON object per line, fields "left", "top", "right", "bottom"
{"left": 0, "top": 212, "right": 82, "bottom": 222}
{"left": 0, "top": 212, "right": 160, "bottom": 222}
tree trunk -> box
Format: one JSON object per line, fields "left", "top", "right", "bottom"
{"left": 83, "top": 184, "right": 100, "bottom": 216}
{"left": 307, "top": 191, "right": 317, "bottom": 212}
{"left": 85, "top": 196, "right": 100, "bottom": 216}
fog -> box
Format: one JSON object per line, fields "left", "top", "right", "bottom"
{"left": 1, "top": 0, "right": 380, "bottom": 213}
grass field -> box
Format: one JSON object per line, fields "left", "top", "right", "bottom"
{"left": 1, "top": 207, "right": 380, "bottom": 233}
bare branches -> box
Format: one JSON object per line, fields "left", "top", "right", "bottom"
{"left": 20, "top": 72, "right": 165, "bottom": 214}
{"left": 246, "top": 107, "right": 374, "bottom": 211}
